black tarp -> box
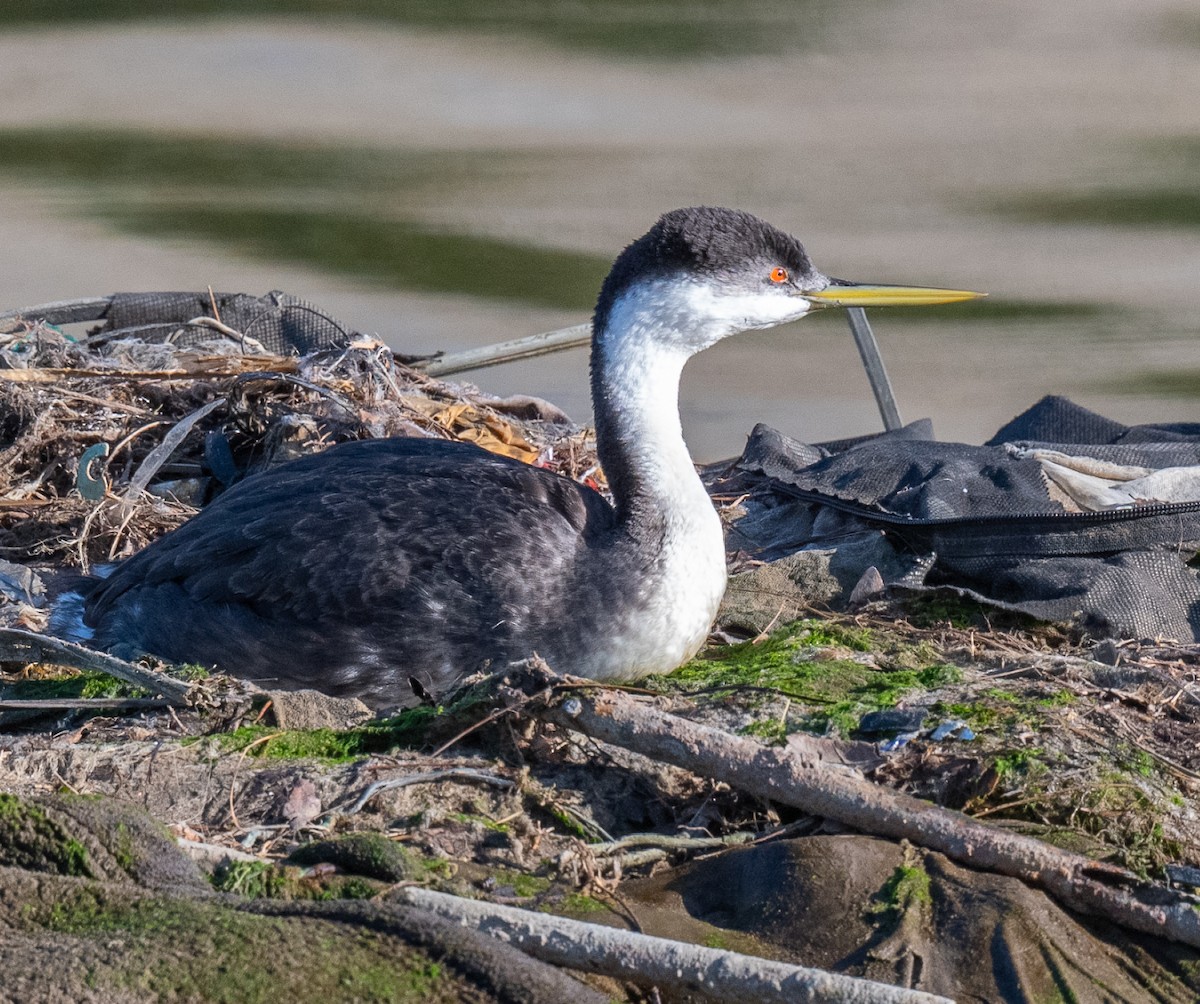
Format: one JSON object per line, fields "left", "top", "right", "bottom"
{"left": 730, "top": 396, "right": 1200, "bottom": 641}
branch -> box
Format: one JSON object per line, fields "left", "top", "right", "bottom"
{"left": 397, "top": 886, "right": 951, "bottom": 1004}
{"left": 0, "top": 629, "right": 193, "bottom": 705}
{"left": 503, "top": 662, "right": 1200, "bottom": 949}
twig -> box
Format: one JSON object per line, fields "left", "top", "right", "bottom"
{"left": 53, "top": 388, "right": 154, "bottom": 417}
{"left": 396, "top": 886, "right": 951, "bottom": 1004}
{"left": 428, "top": 705, "right": 517, "bottom": 758}
{"left": 108, "top": 421, "right": 171, "bottom": 468}
{"left": 505, "top": 662, "right": 1200, "bottom": 949}
{"left": 206, "top": 286, "right": 222, "bottom": 324}
{"left": 342, "top": 768, "right": 515, "bottom": 815}
{"left": 0, "top": 629, "right": 192, "bottom": 704}
{"left": 186, "top": 315, "right": 269, "bottom": 354}
{"left": 0, "top": 697, "right": 173, "bottom": 712}
{"left": 522, "top": 776, "right": 614, "bottom": 843}
{"left": 230, "top": 372, "right": 358, "bottom": 418}
{"left": 588, "top": 831, "right": 759, "bottom": 857}
{"left": 122, "top": 398, "right": 226, "bottom": 508}
{"left": 227, "top": 733, "right": 282, "bottom": 831}
{"left": 175, "top": 836, "right": 262, "bottom": 866}
{"left": 751, "top": 600, "right": 789, "bottom": 644}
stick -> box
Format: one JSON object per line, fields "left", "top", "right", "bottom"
{"left": 415, "top": 324, "right": 591, "bottom": 377}
{"left": 504, "top": 663, "right": 1200, "bottom": 949}
{"left": 174, "top": 837, "right": 262, "bottom": 866}
{"left": 0, "top": 697, "right": 173, "bottom": 712}
{"left": 0, "top": 629, "right": 193, "bottom": 704}
{"left": 397, "top": 886, "right": 951, "bottom": 1004}
{"left": 343, "top": 768, "right": 516, "bottom": 815}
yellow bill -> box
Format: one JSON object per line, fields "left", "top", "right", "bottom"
{"left": 803, "top": 283, "right": 985, "bottom": 308}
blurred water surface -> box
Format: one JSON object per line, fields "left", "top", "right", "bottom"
{"left": 1, "top": 1, "right": 1198, "bottom": 458}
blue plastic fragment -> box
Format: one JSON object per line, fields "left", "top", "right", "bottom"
{"left": 76, "top": 442, "right": 110, "bottom": 501}
{"left": 929, "top": 719, "right": 974, "bottom": 742}
{"left": 879, "top": 730, "right": 920, "bottom": 753}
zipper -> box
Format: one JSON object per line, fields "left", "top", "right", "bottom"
{"left": 773, "top": 485, "right": 1200, "bottom": 529}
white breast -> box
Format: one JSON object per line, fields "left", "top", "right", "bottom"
{"left": 579, "top": 497, "right": 727, "bottom": 683}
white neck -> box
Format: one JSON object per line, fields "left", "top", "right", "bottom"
{"left": 586, "top": 281, "right": 730, "bottom": 676}
{"left": 592, "top": 282, "right": 717, "bottom": 526}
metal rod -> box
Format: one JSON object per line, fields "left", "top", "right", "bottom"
{"left": 0, "top": 295, "right": 112, "bottom": 333}
{"left": 416, "top": 323, "right": 592, "bottom": 377}
{"left": 845, "top": 307, "right": 903, "bottom": 431}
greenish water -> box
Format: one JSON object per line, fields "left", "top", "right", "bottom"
{"left": 998, "top": 190, "right": 1200, "bottom": 230}
{"left": 1092, "top": 368, "right": 1200, "bottom": 399}
{"left": 0, "top": 128, "right": 609, "bottom": 310}
{"left": 991, "top": 139, "right": 1200, "bottom": 230}
{"left": 118, "top": 205, "right": 609, "bottom": 310}
{"left": 0, "top": 127, "right": 1109, "bottom": 320}
{"left": 0, "top": 127, "right": 468, "bottom": 193}
{"left": 0, "top": 0, "right": 837, "bottom": 58}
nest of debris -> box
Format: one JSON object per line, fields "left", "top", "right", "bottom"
{"left": 0, "top": 292, "right": 599, "bottom": 579}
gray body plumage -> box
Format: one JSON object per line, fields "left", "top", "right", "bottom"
{"left": 72, "top": 208, "right": 838, "bottom": 706}
{"left": 84, "top": 438, "right": 632, "bottom": 705}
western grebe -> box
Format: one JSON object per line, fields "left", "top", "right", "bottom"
{"left": 68, "top": 207, "right": 979, "bottom": 705}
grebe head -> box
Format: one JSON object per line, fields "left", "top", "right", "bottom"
{"left": 593, "top": 207, "right": 825, "bottom": 354}
{"left": 592, "top": 206, "right": 983, "bottom": 356}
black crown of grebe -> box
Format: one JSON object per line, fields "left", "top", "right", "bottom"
{"left": 58, "top": 207, "right": 980, "bottom": 707}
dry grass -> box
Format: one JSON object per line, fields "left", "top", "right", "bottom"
{"left": 0, "top": 316, "right": 598, "bottom": 568}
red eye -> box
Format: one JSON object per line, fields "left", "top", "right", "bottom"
{"left": 770, "top": 266, "right": 789, "bottom": 284}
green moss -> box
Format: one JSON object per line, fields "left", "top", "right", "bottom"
{"left": 485, "top": 868, "right": 551, "bottom": 898}
{"left": 1072, "top": 775, "right": 1181, "bottom": 877}
{"left": 45, "top": 887, "right": 109, "bottom": 933}
{"left": 419, "top": 857, "right": 454, "bottom": 879}
{"left": 664, "top": 620, "right": 963, "bottom": 737}
{"left": 111, "top": 822, "right": 136, "bottom": 874}
{"left": 1, "top": 669, "right": 142, "bottom": 702}
{"left": 936, "top": 685, "right": 1074, "bottom": 736}
{"left": 528, "top": 800, "right": 590, "bottom": 840}
{"left": 289, "top": 833, "right": 418, "bottom": 883}
{"left": 196, "top": 707, "right": 440, "bottom": 762}
{"left": 0, "top": 794, "right": 94, "bottom": 878}
{"left": 558, "top": 892, "right": 608, "bottom": 914}
{"left": 212, "top": 860, "right": 294, "bottom": 899}
{"left": 904, "top": 594, "right": 1013, "bottom": 630}
{"left": 212, "top": 857, "right": 388, "bottom": 901}
{"left": 39, "top": 894, "right": 459, "bottom": 1001}
{"left": 61, "top": 838, "right": 91, "bottom": 877}
{"left": 448, "top": 811, "right": 510, "bottom": 834}
{"left": 334, "top": 876, "right": 381, "bottom": 901}
{"left": 993, "top": 748, "right": 1047, "bottom": 783}
{"left": 1120, "top": 747, "right": 1156, "bottom": 778}
{"left": 1036, "top": 689, "right": 1077, "bottom": 708}
{"left": 740, "top": 718, "right": 789, "bottom": 745}
{"left": 873, "top": 864, "right": 932, "bottom": 922}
